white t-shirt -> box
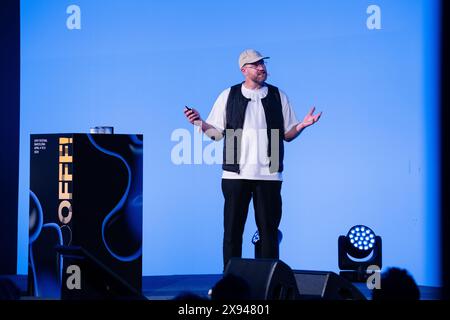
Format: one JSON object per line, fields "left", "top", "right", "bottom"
{"left": 206, "top": 84, "right": 299, "bottom": 181}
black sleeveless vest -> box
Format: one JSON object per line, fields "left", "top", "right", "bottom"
{"left": 222, "top": 83, "right": 285, "bottom": 174}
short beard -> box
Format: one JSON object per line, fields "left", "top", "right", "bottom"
{"left": 254, "top": 72, "right": 267, "bottom": 84}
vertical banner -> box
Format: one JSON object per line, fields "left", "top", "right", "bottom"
{"left": 28, "top": 134, "right": 143, "bottom": 299}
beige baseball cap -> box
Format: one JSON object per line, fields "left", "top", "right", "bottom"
{"left": 238, "top": 49, "right": 270, "bottom": 69}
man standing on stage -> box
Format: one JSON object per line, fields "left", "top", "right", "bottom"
{"left": 184, "top": 49, "right": 322, "bottom": 270}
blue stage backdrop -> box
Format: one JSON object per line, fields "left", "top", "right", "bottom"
{"left": 19, "top": 0, "right": 441, "bottom": 286}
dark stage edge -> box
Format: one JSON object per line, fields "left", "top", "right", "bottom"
{"left": 2, "top": 274, "right": 442, "bottom": 300}
{"left": 142, "top": 275, "right": 442, "bottom": 301}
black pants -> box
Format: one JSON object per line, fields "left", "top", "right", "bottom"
{"left": 221, "top": 179, "right": 282, "bottom": 270}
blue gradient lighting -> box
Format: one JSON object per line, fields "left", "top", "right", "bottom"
{"left": 18, "top": 0, "right": 441, "bottom": 286}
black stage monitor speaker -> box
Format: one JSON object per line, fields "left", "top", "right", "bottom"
{"left": 293, "top": 270, "right": 366, "bottom": 300}
{"left": 224, "top": 258, "right": 300, "bottom": 300}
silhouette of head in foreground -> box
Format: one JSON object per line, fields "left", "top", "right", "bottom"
{"left": 0, "top": 278, "right": 21, "bottom": 300}
{"left": 372, "top": 267, "right": 420, "bottom": 300}
{"left": 210, "top": 274, "right": 251, "bottom": 300}
{"left": 173, "top": 291, "right": 207, "bottom": 301}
